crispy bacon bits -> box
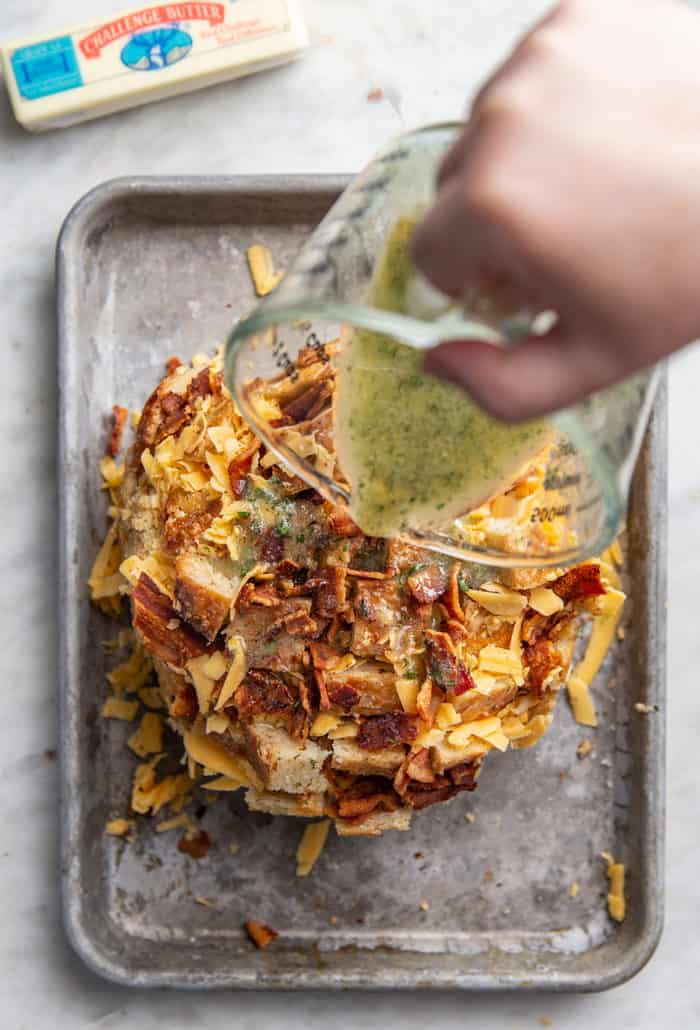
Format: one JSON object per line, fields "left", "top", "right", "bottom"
{"left": 356, "top": 712, "right": 418, "bottom": 751}
{"left": 407, "top": 563, "right": 448, "bottom": 604}
{"left": 171, "top": 682, "right": 198, "bottom": 720}
{"left": 551, "top": 565, "right": 605, "bottom": 602}
{"left": 177, "top": 829, "right": 211, "bottom": 859}
{"left": 107, "top": 405, "right": 128, "bottom": 457}
{"left": 309, "top": 566, "right": 347, "bottom": 618}
{"left": 524, "top": 637, "right": 562, "bottom": 692}
{"left": 164, "top": 491, "right": 222, "bottom": 553}
{"left": 244, "top": 920, "right": 279, "bottom": 950}
{"left": 258, "top": 527, "right": 285, "bottom": 563}
{"left": 424, "top": 630, "right": 475, "bottom": 694}
{"left": 235, "top": 670, "right": 295, "bottom": 719}
{"left": 327, "top": 683, "right": 360, "bottom": 711}
{"left": 228, "top": 439, "right": 259, "bottom": 498}
{"left": 325, "top": 504, "right": 361, "bottom": 538}
{"left": 132, "top": 574, "right": 212, "bottom": 667}
{"left": 189, "top": 365, "right": 212, "bottom": 402}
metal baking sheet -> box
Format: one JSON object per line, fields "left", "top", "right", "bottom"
{"left": 57, "top": 176, "right": 666, "bottom": 991}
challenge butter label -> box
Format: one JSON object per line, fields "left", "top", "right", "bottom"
{"left": 2, "top": 0, "right": 306, "bottom": 130}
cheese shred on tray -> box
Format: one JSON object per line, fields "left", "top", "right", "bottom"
{"left": 90, "top": 342, "right": 625, "bottom": 838}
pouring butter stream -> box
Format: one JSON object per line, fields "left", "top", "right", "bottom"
{"left": 334, "top": 217, "right": 551, "bottom": 538}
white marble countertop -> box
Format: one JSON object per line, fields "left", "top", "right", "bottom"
{"left": 1, "top": 0, "right": 698, "bottom": 1025}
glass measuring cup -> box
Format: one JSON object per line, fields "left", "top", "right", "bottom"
{"left": 224, "top": 122, "right": 659, "bottom": 569}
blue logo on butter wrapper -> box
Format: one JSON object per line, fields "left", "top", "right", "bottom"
{"left": 121, "top": 28, "right": 192, "bottom": 71}
{"left": 11, "top": 35, "right": 83, "bottom": 101}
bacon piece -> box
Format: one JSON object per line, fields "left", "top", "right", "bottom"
{"left": 277, "top": 558, "right": 304, "bottom": 578}
{"left": 415, "top": 679, "right": 435, "bottom": 723}
{"left": 443, "top": 567, "right": 465, "bottom": 622}
{"left": 270, "top": 605, "right": 324, "bottom": 638}
{"left": 315, "top": 670, "right": 330, "bottom": 711}
{"left": 407, "top": 563, "right": 449, "bottom": 604}
{"left": 163, "top": 492, "right": 222, "bottom": 553}
{"left": 394, "top": 748, "right": 435, "bottom": 799}
{"left": 298, "top": 675, "right": 316, "bottom": 716}
{"left": 296, "top": 341, "right": 330, "bottom": 368}
{"left": 159, "top": 392, "right": 190, "bottom": 438}
{"left": 188, "top": 365, "right": 212, "bottom": 402}
{"left": 177, "top": 830, "right": 210, "bottom": 859}
{"left": 398, "top": 760, "right": 479, "bottom": 809}
{"left": 133, "top": 385, "right": 188, "bottom": 453}
{"left": 166, "top": 356, "right": 182, "bottom": 376}
{"left": 405, "top": 782, "right": 459, "bottom": 810}
{"left": 170, "top": 682, "right": 197, "bottom": 719}
{"left": 275, "top": 467, "right": 311, "bottom": 496}
{"left": 356, "top": 712, "right": 418, "bottom": 751}
{"left": 106, "top": 405, "right": 128, "bottom": 457}
{"left": 238, "top": 581, "right": 281, "bottom": 608}
{"left": 551, "top": 564, "right": 605, "bottom": 602}
{"left": 309, "top": 641, "right": 343, "bottom": 670}
{"left": 325, "top": 504, "right": 361, "bottom": 538}
{"left": 235, "top": 669, "right": 295, "bottom": 719}
{"left": 132, "top": 574, "right": 212, "bottom": 667}
{"left": 308, "top": 641, "right": 339, "bottom": 711}
{"left": 325, "top": 615, "right": 344, "bottom": 643}
{"left": 345, "top": 568, "right": 388, "bottom": 580}
{"left": 327, "top": 683, "right": 360, "bottom": 711}
{"left": 245, "top": 921, "right": 278, "bottom": 950}
{"left": 227, "top": 439, "right": 260, "bottom": 498}
{"left": 448, "top": 761, "right": 479, "bottom": 789}
{"left": 282, "top": 379, "right": 333, "bottom": 422}
{"left": 523, "top": 637, "right": 562, "bottom": 692}
{"left": 351, "top": 579, "right": 404, "bottom": 658}
{"left": 453, "top": 666, "right": 477, "bottom": 696}
{"left": 258, "top": 528, "right": 285, "bottom": 564}
{"left": 332, "top": 775, "right": 400, "bottom": 821}
{"left": 336, "top": 794, "right": 388, "bottom": 818}
{"left": 324, "top": 661, "right": 400, "bottom": 714}
{"left": 308, "top": 566, "right": 347, "bottom": 618}
{"left": 424, "top": 630, "right": 474, "bottom": 694}
{"left": 384, "top": 540, "right": 430, "bottom": 575}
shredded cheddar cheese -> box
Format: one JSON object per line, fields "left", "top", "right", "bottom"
{"left": 107, "top": 642, "right": 153, "bottom": 696}
{"left": 102, "top": 696, "right": 139, "bottom": 722}
{"left": 127, "top": 713, "right": 163, "bottom": 758}
{"left": 601, "top": 852, "right": 626, "bottom": 922}
{"left": 478, "top": 644, "right": 524, "bottom": 685}
{"left": 186, "top": 655, "right": 218, "bottom": 715}
{"left": 566, "top": 587, "right": 625, "bottom": 726}
{"left": 510, "top": 713, "right": 552, "bottom": 749}
{"left": 396, "top": 677, "right": 419, "bottom": 714}
{"left": 528, "top": 586, "right": 564, "bottom": 616}
{"left": 183, "top": 731, "right": 262, "bottom": 788}
{"left": 247, "top": 244, "right": 284, "bottom": 296}
{"left": 327, "top": 721, "right": 359, "bottom": 740}
{"left": 105, "top": 818, "right": 135, "bottom": 837}
{"left": 296, "top": 819, "right": 330, "bottom": 877}
{"left": 467, "top": 583, "right": 526, "bottom": 619}
{"left": 205, "top": 713, "right": 231, "bottom": 734}
{"left": 310, "top": 712, "right": 341, "bottom": 737}
{"left": 215, "top": 637, "right": 246, "bottom": 710}
{"left": 435, "top": 702, "right": 461, "bottom": 730}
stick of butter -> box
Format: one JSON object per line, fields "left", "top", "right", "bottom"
{"left": 1, "top": 1, "right": 308, "bottom": 132}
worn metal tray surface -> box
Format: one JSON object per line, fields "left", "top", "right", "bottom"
{"left": 57, "top": 176, "right": 666, "bottom": 991}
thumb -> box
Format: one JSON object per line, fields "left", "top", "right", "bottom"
{"left": 422, "top": 328, "right": 620, "bottom": 421}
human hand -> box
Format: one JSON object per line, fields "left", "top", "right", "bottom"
{"left": 412, "top": 0, "right": 700, "bottom": 420}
